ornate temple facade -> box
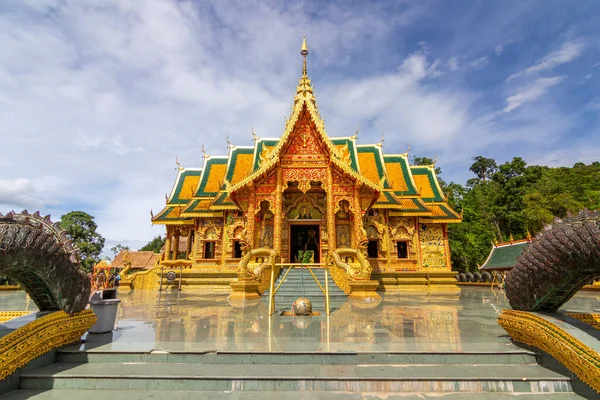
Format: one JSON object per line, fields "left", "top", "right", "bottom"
{"left": 152, "top": 38, "right": 461, "bottom": 293}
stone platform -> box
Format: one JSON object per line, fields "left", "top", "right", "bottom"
{"left": 1, "top": 288, "right": 598, "bottom": 398}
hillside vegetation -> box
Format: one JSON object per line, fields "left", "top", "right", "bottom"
{"left": 445, "top": 157, "right": 600, "bottom": 272}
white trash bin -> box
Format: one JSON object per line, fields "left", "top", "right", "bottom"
{"left": 88, "top": 299, "right": 121, "bottom": 334}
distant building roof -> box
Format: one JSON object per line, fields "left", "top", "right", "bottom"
{"left": 112, "top": 251, "right": 158, "bottom": 270}
{"left": 479, "top": 240, "right": 530, "bottom": 271}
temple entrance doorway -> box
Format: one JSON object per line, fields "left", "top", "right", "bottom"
{"left": 289, "top": 224, "right": 320, "bottom": 264}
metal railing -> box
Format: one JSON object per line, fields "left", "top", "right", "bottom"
{"left": 268, "top": 263, "right": 330, "bottom": 316}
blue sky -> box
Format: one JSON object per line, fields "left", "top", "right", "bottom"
{"left": 0, "top": 0, "right": 599, "bottom": 252}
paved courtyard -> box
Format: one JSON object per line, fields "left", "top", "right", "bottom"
{"left": 2, "top": 287, "right": 598, "bottom": 353}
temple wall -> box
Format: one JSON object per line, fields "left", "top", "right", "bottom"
{"left": 418, "top": 223, "right": 449, "bottom": 270}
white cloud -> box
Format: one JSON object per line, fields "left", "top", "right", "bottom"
{"left": 448, "top": 57, "right": 459, "bottom": 70}
{"left": 494, "top": 45, "right": 504, "bottom": 56}
{"left": 503, "top": 76, "right": 564, "bottom": 113}
{"left": 469, "top": 57, "right": 489, "bottom": 70}
{"left": 0, "top": 179, "right": 43, "bottom": 209}
{"left": 507, "top": 40, "right": 585, "bottom": 80}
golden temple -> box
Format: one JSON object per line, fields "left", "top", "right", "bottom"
{"left": 151, "top": 37, "right": 461, "bottom": 296}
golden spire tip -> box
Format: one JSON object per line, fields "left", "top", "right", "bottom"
{"left": 301, "top": 34, "right": 308, "bottom": 76}
{"left": 301, "top": 34, "right": 308, "bottom": 55}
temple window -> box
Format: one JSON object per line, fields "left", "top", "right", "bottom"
{"left": 233, "top": 240, "right": 242, "bottom": 258}
{"left": 204, "top": 241, "right": 216, "bottom": 259}
{"left": 397, "top": 241, "right": 408, "bottom": 259}
{"left": 367, "top": 240, "right": 378, "bottom": 258}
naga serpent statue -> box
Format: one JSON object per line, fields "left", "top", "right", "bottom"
{"left": 505, "top": 209, "right": 600, "bottom": 312}
{"left": 236, "top": 233, "right": 279, "bottom": 281}
{"left": 0, "top": 210, "right": 91, "bottom": 314}
{"left": 330, "top": 241, "right": 373, "bottom": 281}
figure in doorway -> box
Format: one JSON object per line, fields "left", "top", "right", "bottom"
{"left": 304, "top": 228, "right": 319, "bottom": 262}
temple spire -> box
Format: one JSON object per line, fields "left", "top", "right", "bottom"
{"left": 301, "top": 34, "right": 309, "bottom": 76}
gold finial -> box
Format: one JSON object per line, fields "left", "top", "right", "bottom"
{"left": 509, "top": 233, "right": 514, "bottom": 243}
{"left": 432, "top": 156, "right": 438, "bottom": 166}
{"left": 377, "top": 133, "right": 385, "bottom": 147}
{"left": 175, "top": 156, "right": 183, "bottom": 170}
{"left": 252, "top": 127, "right": 259, "bottom": 142}
{"left": 526, "top": 230, "right": 532, "bottom": 241}
{"left": 202, "top": 144, "right": 209, "bottom": 159}
{"left": 405, "top": 143, "right": 411, "bottom": 155}
{"left": 226, "top": 135, "right": 234, "bottom": 149}
{"left": 350, "top": 128, "right": 359, "bottom": 140}
{"left": 301, "top": 34, "right": 309, "bottom": 76}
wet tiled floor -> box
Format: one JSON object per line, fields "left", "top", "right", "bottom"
{"left": 1, "top": 288, "right": 598, "bottom": 353}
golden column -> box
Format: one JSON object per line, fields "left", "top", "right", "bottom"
{"left": 273, "top": 167, "right": 283, "bottom": 253}
{"left": 247, "top": 184, "right": 256, "bottom": 248}
{"left": 164, "top": 227, "right": 172, "bottom": 260}
{"left": 352, "top": 185, "right": 362, "bottom": 248}
{"left": 172, "top": 230, "right": 180, "bottom": 260}
{"left": 326, "top": 165, "right": 336, "bottom": 250}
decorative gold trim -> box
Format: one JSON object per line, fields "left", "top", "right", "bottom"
{"left": 0, "top": 309, "right": 96, "bottom": 380}
{"left": 0, "top": 311, "right": 30, "bottom": 323}
{"left": 567, "top": 313, "right": 600, "bottom": 330}
{"left": 498, "top": 309, "right": 600, "bottom": 394}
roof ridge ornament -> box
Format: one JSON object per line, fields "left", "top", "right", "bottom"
{"left": 226, "top": 135, "right": 234, "bottom": 150}
{"left": 376, "top": 133, "right": 385, "bottom": 148}
{"left": 301, "top": 34, "right": 308, "bottom": 76}
{"left": 202, "top": 144, "right": 209, "bottom": 159}
{"left": 252, "top": 127, "right": 259, "bottom": 142}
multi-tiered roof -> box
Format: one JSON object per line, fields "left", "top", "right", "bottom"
{"left": 153, "top": 37, "right": 461, "bottom": 226}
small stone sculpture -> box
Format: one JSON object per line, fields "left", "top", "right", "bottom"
{"left": 291, "top": 297, "right": 313, "bottom": 316}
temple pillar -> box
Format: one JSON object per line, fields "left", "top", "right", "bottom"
{"left": 164, "top": 227, "right": 172, "bottom": 260}
{"left": 352, "top": 186, "right": 361, "bottom": 248}
{"left": 326, "top": 166, "right": 336, "bottom": 250}
{"left": 273, "top": 167, "right": 283, "bottom": 253}
{"left": 186, "top": 228, "right": 193, "bottom": 258}
{"left": 173, "top": 232, "right": 180, "bottom": 260}
{"left": 247, "top": 184, "right": 256, "bottom": 248}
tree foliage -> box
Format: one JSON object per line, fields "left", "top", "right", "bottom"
{"left": 59, "top": 211, "right": 105, "bottom": 272}
{"left": 140, "top": 235, "right": 166, "bottom": 253}
{"left": 110, "top": 244, "right": 130, "bottom": 257}
{"left": 448, "top": 158, "right": 600, "bottom": 273}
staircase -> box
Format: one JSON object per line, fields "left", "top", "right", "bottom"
{"left": 5, "top": 348, "right": 583, "bottom": 399}
{"left": 262, "top": 267, "right": 347, "bottom": 311}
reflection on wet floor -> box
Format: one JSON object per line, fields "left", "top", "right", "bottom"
{"left": 2, "top": 288, "right": 598, "bottom": 353}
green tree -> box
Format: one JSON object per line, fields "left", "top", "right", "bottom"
{"left": 110, "top": 244, "right": 130, "bottom": 257}
{"left": 59, "top": 211, "right": 105, "bottom": 272}
{"left": 140, "top": 235, "right": 166, "bottom": 253}
{"left": 412, "top": 156, "right": 442, "bottom": 176}
{"left": 469, "top": 156, "right": 497, "bottom": 182}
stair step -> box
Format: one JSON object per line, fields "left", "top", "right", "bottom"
{"left": 1, "top": 389, "right": 586, "bottom": 399}
{"left": 20, "top": 363, "right": 572, "bottom": 393}
{"left": 55, "top": 350, "right": 539, "bottom": 365}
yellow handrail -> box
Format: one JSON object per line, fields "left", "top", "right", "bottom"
{"left": 268, "top": 264, "right": 330, "bottom": 316}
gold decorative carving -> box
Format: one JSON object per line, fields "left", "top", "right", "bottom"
{"left": 0, "top": 309, "right": 96, "bottom": 380}
{"left": 419, "top": 223, "right": 447, "bottom": 269}
{"left": 498, "top": 309, "right": 600, "bottom": 394}
{"left": 567, "top": 313, "right": 600, "bottom": 330}
{"left": 0, "top": 311, "right": 30, "bottom": 323}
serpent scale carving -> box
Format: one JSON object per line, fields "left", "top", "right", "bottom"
{"left": 0, "top": 210, "right": 91, "bottom": 313}
{"left": 505, "top": 209, "right": 600, "bottom": 312}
